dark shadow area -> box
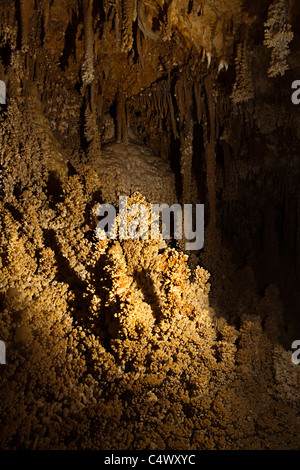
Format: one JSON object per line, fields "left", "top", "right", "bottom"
{"left": 43, "top": 228, "right": 91, "bottom": 325}
{"left": 134, "top": 266, "right": 164, "bottom": 322}
{"left": 46, "top": 171, "right": 63, "bottom": 207}
{"left": 14, "top": 0, "right": 22, "bottom": 50}
{"left": 212, "top": 162, "right": 300, "bottom": 349}
{"left": 60, "top": 11, "right": 80, "bottom": 71}
{"left": 0, "top": 39, "right": 12, "bottom": 71}
{"left": 4, "top": 202, "right": 23, "bottom": 223}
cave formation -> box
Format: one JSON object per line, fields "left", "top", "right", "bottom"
{"left": 0, "top": 0, "right": 300, "bottom": 450}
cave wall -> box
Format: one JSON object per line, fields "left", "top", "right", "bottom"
{"left": 1, "top": 0, "right": 299, "bottom": 323}
{"left": 0, "top": 0, "right": 300, "bottom": 450}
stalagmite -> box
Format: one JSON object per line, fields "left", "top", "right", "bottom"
{"left": 97, "top": 135, "right": 176, "bottom": 206}
{"left": 1, "top": 0, "right": 300, "bottom": 453}
{"left": 82, "top": 0, "right": 94, "bottom": 85}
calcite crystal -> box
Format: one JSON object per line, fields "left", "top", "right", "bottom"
{"left": 97, "top": 132, "right": 176, "bottom": 206}
{"left": 0, "top": 0, "right": 300, "bottom": 452}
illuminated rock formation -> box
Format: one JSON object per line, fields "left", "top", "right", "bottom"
{"left": 0, "top": 0, "right": 300, "bottom": 451}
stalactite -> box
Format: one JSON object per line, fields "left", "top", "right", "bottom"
{"left": 175, "top": 74, "right": 192, "bottom": 127}
{"left": 84, "top": 88, "right": 101, "bottom": 164}
{"left": 175, "top": 74, "right": 192, "bottom": 201}
{"left": 42, "top": 0, "right": 51, "bottom": 39}
{"left": 116, "top": 89, "right": 127, "bottom": 143}
{"left": 204, "top": 75, "right": 216, "bottom": 228}
{"left": 168, "top": 92, "right": 178, "bottom": 139}
{"left": 126, "top": 102, "right": 130, "bottom": 141}
{"left": 138, "top": 0, "right": 160, "bottom": 40}
{"left": 115, "top": 4, "right": 121, "bottom": 51}
{"left": 165, "top": 0, "right": 173, "bottom": 40}
{"left": 194, "top": 80, "right": 202, "bottom": 125}
{"left": 180, "top": 116, "right": 193, "bottom": 203}
{"left": 264, "top": 0, "right": 294, "bottom": 77}
{"left": 121, "top": 0, "right": 135, "bottom": 52}
{"left": 230, "top": 41, "right": 254, "bottom": 105}
{"left": 88, "top": 80, "right": 101, "bottom": 156}
{"left": 136, "top": 27, "right": 144, "bottom": 68}
{"left": 82, "top": 0, "right": 94, "bottom": 85}
{"left": 19, "top": 0, "right": 34, "bottom": 51}
{"left": 192, "top": 0, "right": 198, "bottom": 18}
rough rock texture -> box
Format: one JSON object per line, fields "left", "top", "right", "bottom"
{"left": 0, "top": 0, "right": 300, "bottom": 450}
{"left": 97, "top": 131, "right": 176, "bottom": 206}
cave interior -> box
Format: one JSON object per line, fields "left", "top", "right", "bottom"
{"left": 1, "top": 0, "right": 300, "bottom": 451}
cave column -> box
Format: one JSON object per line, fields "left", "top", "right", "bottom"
{"left": 204, "top": 75, "right": 216, "bottom": 228}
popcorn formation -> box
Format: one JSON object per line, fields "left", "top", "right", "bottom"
{"left": 0, "top": 0, "right": 300, "bottom": 451}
